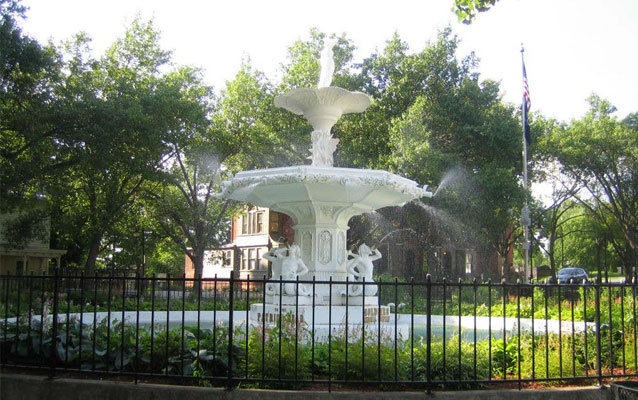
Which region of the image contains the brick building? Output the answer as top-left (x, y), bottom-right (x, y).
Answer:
top-left (184, 207), bottom-right (294, 285)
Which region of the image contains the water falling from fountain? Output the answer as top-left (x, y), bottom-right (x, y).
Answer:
top-left (377, 228), bottom-right (420, 244)
top-left (432, 166), bottom-right (474, 198)
top-left (413, 201), bottom-right (472, 243)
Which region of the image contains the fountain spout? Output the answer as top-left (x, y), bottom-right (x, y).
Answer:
top-left (422, 185), bottom-right (434, 198)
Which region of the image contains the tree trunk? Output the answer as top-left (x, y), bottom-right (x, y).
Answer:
top-left (622, 242), bottom-right (634, 281)
top-left (188, 248), bottom-right (205, 293)
top-left (84, 233), bottom-right (102, 274)
top-left (548, 239), bottom-right (556, 278)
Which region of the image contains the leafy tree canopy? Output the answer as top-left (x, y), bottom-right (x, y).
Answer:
top-left (540, 95), bottom-right (638, 277)
top-left (453, 0), bottom-right (500, 24)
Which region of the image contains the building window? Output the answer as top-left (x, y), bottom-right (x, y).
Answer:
top-left (465, 252), bottom-right (473, 275)
top-left (248, 249), bottom-right (256, 270)
top-left (241, 249), bottom-right (248, 270)
top-left (270, 212), bottom-right (279, 233)
top-left (223, 250), bottom-right (232, 267)
top-left (239, 210), bottom-right (266, 235)
top-left (241, 215), bottom-right (248, 234)
top-left (256, 212), bottom-right (263, 233)
top-left (16, 260), bottom-right (24, 275)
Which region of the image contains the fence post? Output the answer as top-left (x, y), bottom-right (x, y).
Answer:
top-left (49, 268), bottom-right (60, 379)
top-left (595, 277), bottom-right (602, 386)
top-left (227, 270), bottom-right (234, 389)
top-left (426, 274), bottom-right (432, 394)
top-left (134, 272), bottom-right (141, 384)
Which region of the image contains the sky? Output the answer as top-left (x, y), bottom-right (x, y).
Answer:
top-left (19, 0), bottom-right (638, 123)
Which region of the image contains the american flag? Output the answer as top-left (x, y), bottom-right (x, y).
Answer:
top-left (522, 57), bottom-right (531, 144)
top-left (522, 62), bottom-right (531, 112)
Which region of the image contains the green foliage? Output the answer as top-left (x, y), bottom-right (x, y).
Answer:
top-left (245, 312), bottom-right (311, 384)
top-left (491, 338), bottom-right (518, 375)
top-left (6, 4), bottom-right (637, 305)
top-left (453, 0), bottom-right (500, 24)
top-left (2, 10), bottom-right (530, 276)
top-left (0, 0), bottom-right (67, 210)
top-left (280, 29), bottom-right (355, 91)
top-left (552, 202), bottom-right (622, 273)
top-left (0, 207), bottom-right (48, 248)
top-left (541, 96), bottom-right (638, 277)
top-left (1, 303), bottom-right (636, 388)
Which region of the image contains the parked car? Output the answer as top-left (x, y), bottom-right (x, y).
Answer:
top-left (551, 267), bottom-right (589, 284)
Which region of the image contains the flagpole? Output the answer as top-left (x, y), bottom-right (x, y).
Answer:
top-left (521, 44), bottom-right (531, 282)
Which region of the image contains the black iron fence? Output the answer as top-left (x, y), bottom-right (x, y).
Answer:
top-left (1, 271), bottom-right (637, 391)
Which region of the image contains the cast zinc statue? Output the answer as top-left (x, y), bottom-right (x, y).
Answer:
top-left (343, 243), bottom-right (382, 296)
top-left (318, 38), bottom-right (339, 88)
top-left (264, 244), bottom-right (311, 296)
top-left (264, 246), bottom-right (287, 295)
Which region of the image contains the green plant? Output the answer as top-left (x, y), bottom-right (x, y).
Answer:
top-left (245, 312), bottom-right (311, 386)
top-left (491, 338), bottom-right (519, 376)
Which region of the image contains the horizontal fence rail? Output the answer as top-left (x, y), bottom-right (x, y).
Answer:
top-left (1, 271), bottom-right (637, 391)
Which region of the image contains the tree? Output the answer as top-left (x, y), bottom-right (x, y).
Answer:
top-left (273, 29), bottom-right (525, 277)
top-left (545, 96), bottom-right (638, 278)
top-left (148, 61), bottom-right (281, 282)
top-left (377, 31), bottom-right (523, 275)
top-left (0, 0), bottom-right (89, 250)
top-left (49, 19), bottom-right (209, 272)
top-left (453, 0), bottom-right (500, 24)
top-left (554, 202), bottom-right (622, 275)
top-left (0, 0), bottom-right (69, 206)
top-left (213, 61), bottom-right (303, 170)
top-left (529, 156), bottom-right (582, 275)
top-left (148, 143), bottom-right (235, 283)
top-left (537, 192), bottom-right (580, 275)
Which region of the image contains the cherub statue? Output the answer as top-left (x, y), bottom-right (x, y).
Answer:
top-left (318, 38), bottom-right (339, 88)
top-left (264, 244), bottom-right (311, 296)
top-left (264, 246), bottom-right (288, 295)
top-left (281, 244), bottom-right (311, 295)
top-left (342, 243), bottom-right (382, 296)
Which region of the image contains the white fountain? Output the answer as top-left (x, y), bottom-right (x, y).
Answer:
top-left (220, 41), bottom-right (432, 336)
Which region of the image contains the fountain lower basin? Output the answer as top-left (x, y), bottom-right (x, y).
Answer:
top-left (220, 166), bottom-right (430, 215)
top-left (20, 311), bottom-right (594, 344)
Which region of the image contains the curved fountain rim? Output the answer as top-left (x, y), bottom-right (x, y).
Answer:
top-left (220, 165), bottom-right (432, 199)
top-left (273, 86), bottom-right (372, 115)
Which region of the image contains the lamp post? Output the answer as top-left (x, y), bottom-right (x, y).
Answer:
top-left (521, 205), bottom-right (531, 283)
top-left (141, 230), bottom-right (146, 278)
top-left (134, 229), bottom-right (148, 278)
top-left (529, 234), bottom-right (534, 282)
top-left (603, 237), bottom-right (608, 283)
top-left (560, 227), bottom-right (568, 268)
